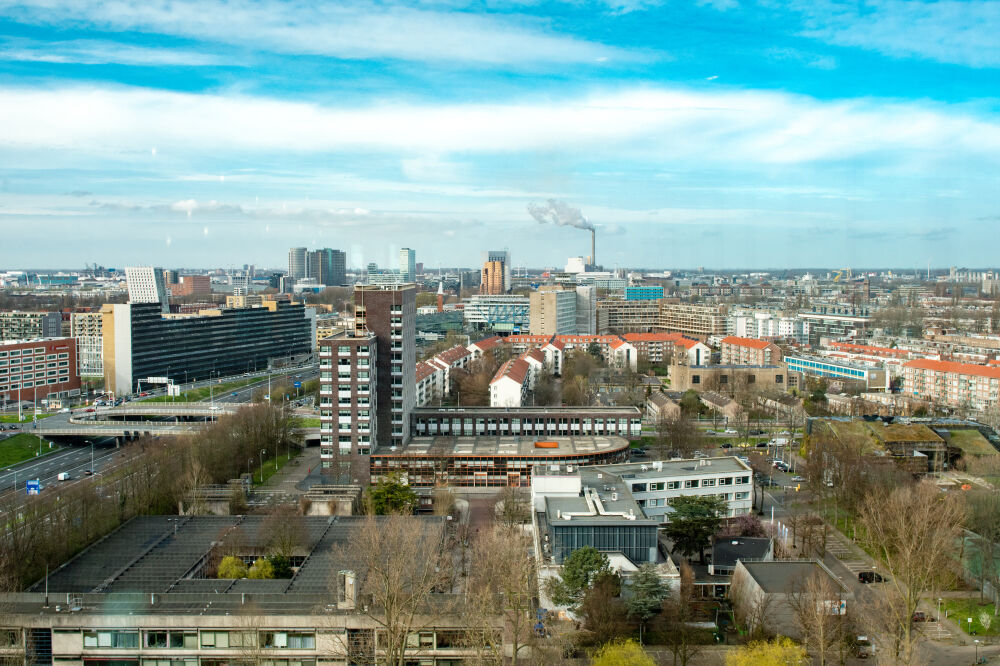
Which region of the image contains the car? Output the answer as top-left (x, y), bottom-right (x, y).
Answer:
top-left (791, 475), bottom-right (805, 482)
top-left (84, 408), bottom-right (95, 413)
top-left (852, 636), bottom-right (873, 659)
top-left (724, 428), bottom-right (738, 435)
top-left (756, 442), bottom-right (768, 448)
top-left (84, 469), bottom-right (94, 476)
top-left (773, 461), bottom-right (789, 471)
top-left (721, 443), bottom-right (732, 449)
top-left (858, 571), bottom-right (884, 584)
top-left (912, 611), bottom-right (932, 622)
top-left (750, 429), bottom-right (766, 436)
top-left (140, 392), bottom-right (149, 397)
top-left (57, 472), bottom-right (71, 481)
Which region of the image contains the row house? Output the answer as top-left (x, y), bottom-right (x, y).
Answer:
top-left (720, 336), bottom-right (783, 366)
top-left (902, 358), bottom-right (1000, 410)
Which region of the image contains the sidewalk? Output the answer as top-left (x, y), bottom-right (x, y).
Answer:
top-left (260, 445), bottom-right (322, 495)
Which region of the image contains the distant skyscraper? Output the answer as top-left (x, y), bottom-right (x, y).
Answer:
top-left (308, 248), bottom-right (333, 286)
top-left (330, 249), bottom-right (346, 286)
top-left (288, 247), bottom-right (307, 279)
top-left (124, 266), bottom-right (169, 313)
top-left (482, 250), bottom-right (511, 293)
top-left (399, 248), bottom-right (416, 282)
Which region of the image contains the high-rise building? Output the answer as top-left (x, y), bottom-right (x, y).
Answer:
top-left (481, 250), bottom-right (510, 293)
top-left (0, 311), bottom-right (62, 341)
top-left (353, 284), bottom-right (415, 449)
top-left (575, 285), bottom-right (597, 335)
top-left (162, 269), bottom-right (179, 286)
top-left (288, 247), bottom-right (308, 279)
top-left (0, 337), bottom-right (80, 405)
top-left (399, 248), bottom-right (416, 283)
top-left (124, 266), bottom-right (168, 313)
top-left (102, 300), bottom-right (314, 395)
top-left (330, 249), bottom-right (346, 286)
top-left (318, 331), bottom-right (377, 461)
top-left (529, 286), bottom-right (577, 335)
top-left (70, 311), bottom-right (104, 377)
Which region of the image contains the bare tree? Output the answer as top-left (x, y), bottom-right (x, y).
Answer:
top-left (857, 481), bottom-right (964, 664)
top-left (787, 571), bottom-right (848, 666)
top-left (965, 490), bottom-right (1000, 605)
top-left (657, 562), bottom-right (705, 666)
top-left (262, 503), bottom-right (307, 559)
top-left (655, 415), bottom-right (704, 459)
top-left (0, 550), bottom-right (23, 666)
top-left (332, 513), bottom-right (456, 666)
top-left (495, 486), bottom-right (530, 528)
top-left (468, 525), bottom-right (537, 665)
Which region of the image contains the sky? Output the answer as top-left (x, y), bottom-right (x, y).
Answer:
top-left (0, 0), bottom-right (998, 271)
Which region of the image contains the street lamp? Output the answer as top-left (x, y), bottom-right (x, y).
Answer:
top-left (975, 638), bottom-right (980, 663)
top-left (260, 449), bottom-right (266, 483)
top-left (937, 597), bottom-right (942, 622)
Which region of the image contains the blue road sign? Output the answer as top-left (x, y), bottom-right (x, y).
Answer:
top-left (294, 381), bottom-right (302, 388)
top-left (26, 479), bottom-right (40, 495)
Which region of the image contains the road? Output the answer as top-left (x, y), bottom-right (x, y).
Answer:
top-left (0, 436), bottom-right (119, 494)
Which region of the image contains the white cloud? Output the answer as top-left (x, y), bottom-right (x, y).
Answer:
top-left (0, 84), bottom-right (997, 168)
top-left (0, 0), bottom-right (638, 66)
top-left (795, 0), bottom-right (1000, 68)
top-left (0, 38), bottom-right (227, 66)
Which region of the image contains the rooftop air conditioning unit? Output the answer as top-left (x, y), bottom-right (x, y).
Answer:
top-left (612, 492), bottom-right (618, 501)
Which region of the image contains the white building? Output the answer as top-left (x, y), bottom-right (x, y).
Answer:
top-left (575, 285), bottom-right (597, 335)
top-left (70, 311), bottom-right (103, 376)
top-left (489, 358), bottom-right (530, 407)
top-left (124, 266), bottom-right (168, 313)
top-left (731, 310), bottom-right (809, 345)
top-left (399, 248), bottom-right (416, 282)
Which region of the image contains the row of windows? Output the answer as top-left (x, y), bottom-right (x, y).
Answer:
top-left (83, 630), bottom-right (316, 650)
top-left (0, 347), bottom-right (52, 357)
top-left (640, 491), bottom-right (750, 507)
top-left (631, 476), bottom-right (749, 492)
top-left (0, 376), bottom-right (67, 390)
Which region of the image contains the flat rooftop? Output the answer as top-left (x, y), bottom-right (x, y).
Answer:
top-left (24, 514), bottom-right (444, 611)
top-left (544, 476), bottom-right (655, 526)
top-left (741, 560), bottom-right (847, 594)
top-left (588, 456), bottom-right (751, 480)
top-left (376, 435), bottom-right (630, 457)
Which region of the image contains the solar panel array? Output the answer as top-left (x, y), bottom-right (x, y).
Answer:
top-left (285, 517), bottom-right (362, 594)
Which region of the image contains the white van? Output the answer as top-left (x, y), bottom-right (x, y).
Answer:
top-left (57, 472), bottom-right (71, 481)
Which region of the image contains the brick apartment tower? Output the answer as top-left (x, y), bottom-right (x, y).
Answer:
top-left (353, 284), bottom-right (416, 449)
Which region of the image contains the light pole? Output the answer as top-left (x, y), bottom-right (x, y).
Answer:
top-left (260, 449), bottom-right (266, 483)
top-left (975, 638), bottom-right (980, 663)
top-left (247, 458), bottom-right (253, 484)
top-left (938, 597), bottom-right (942, 622)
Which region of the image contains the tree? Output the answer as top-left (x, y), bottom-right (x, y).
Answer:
top-left (725, 637), bottom-right (807, 666)
top-left (367, 472), bottom-right (418, 514)
top-left (248, 558), bottom-right (275, 579)
top-left (719, 513), bottom-right (766, 538)
top-left (590, 638), bottom-right (655, 666)
top-left (546, 546), bottom-right (613, 607)
top-left (787, 571), bottom-right (847, 666)
top-left (218, 556), bottom-right (248, 579)
top-left (468, 525), bottom-right (537, 665)
top-left (263, 503), bottom-right (307, 559)
top-left (857, 481), bottom-right (964, 664)
top-left (654, 562), bottom-right (705, 666)
top-left (965, 490), bottom-right (1000, 604)
top-left (333, 513), bottom-right (454, 666)
top-left (626, 563), bottom-right (667, 643)
top-left (662, 495), bottom-right (727, 563)
top-left (679, 390), bottom-right (701, 415)
top-left (578, 572), bottom-right (631, 645)
top-left (655, 415), bottom-right (703, 459)
top-left (494, 486), bottom-right (530, 527)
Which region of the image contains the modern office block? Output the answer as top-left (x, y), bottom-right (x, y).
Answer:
top-left (124, 266), bottom-right (169, 313)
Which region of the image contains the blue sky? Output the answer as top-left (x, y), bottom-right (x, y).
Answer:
top-left (0, 0), bottom-right (998, 270)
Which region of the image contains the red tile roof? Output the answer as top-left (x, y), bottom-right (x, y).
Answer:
top-left (830, 341), bottom-right (910, 358)
top-left (675, 337), bottom-right (704, 349)
top-left (505, 335), bottom-right (553, 345)
top-left (435, 344), bottom-right (471, 364)
top-left (721, 336), bottom-right (774, 350)
top-left (491, 358), bottom-right (530, 385)
top-left (904, 358), bottom-right (1000, 379)
top-left (415, 361), bottom-right (438, 382)
top-left (470, 336), bottom-right (502, 351)
top-left (545, 339), bottom-right (565, 350)
top-left (523, 348), bottom-right (546, 363)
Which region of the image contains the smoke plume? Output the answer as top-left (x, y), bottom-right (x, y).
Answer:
top-left (527, 199), bottom-right (594, 230)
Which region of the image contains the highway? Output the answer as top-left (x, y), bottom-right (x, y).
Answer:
top-left (0, 436), bottom-right (119, 494)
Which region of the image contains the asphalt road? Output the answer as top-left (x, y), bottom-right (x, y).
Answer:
top-left (0, 436), bottom-right (119, 495)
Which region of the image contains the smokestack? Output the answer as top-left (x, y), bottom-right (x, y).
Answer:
top-left (437, 281), bottom-right (444, 313)
top-left (591, 228), bottom-right (596, 268)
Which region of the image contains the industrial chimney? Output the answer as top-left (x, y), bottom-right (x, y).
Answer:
top-left (590, 228), bottom-right (596, 268)
top-left (436, 281), bottom-right (444, 313)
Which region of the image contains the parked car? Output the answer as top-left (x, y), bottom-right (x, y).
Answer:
top-left (84, 408), bottom-right (95, 413)
top-left (773, 461), bottom-right (789, 471)
top-left (852, 636), bottom-right (873, 658)
top-left (912, 611), bottom-right (933, 622)
top-left (791, 475), bottom-right (805, 482)
top-left (721, 443), bottom-right (733, 449)
top-left (724, 428), bottom-right (738, 435)
top-left (858, 571), bottom-right (885, 584)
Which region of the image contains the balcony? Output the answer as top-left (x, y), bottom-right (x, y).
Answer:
top-left (319, 350), bottom-right (333, 358)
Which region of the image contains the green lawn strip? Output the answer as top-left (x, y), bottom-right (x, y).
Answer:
top-left (253, 449), bottom-right (302, 486)
top-left (1, 413), bottom-right (52, 423)
top-left (295, 418), bottom-right (321, 428)
top-left (0, 433), bottom-right (61, 468)
top-left (143, 377), bottom-right (261, 403)
top-left (942, 598), bottom-right (1000, 634)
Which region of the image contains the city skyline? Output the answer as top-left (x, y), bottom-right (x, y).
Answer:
top-left (0, 1), bottom-right (997, 268)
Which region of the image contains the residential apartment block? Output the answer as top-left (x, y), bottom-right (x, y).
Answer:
top-left (902, 359), bottom-right (1000, 410)
top-left (529, 286), bottom-right (577, 335)
top-left (70, 310), bottom-right (104, 376)
top-left (0, 310), bottom-right (62, 341)
top-left (319, 331), bottom-right (377, 462)
top-left (720, 336), bottom-right (783, 366)
top-left (785, 354), bottom-right (888, 391)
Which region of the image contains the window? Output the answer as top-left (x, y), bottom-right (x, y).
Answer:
top-left (719, 477), bottom-right (733, 486)
top-left (631, 483), bottom-right (647, 492)
top-left (775, 374), bottom-right (783, 383)
top-left (649, 482), bottom-right (665, 491)
top-left (684, 479), bottom-right (700, 488)
top-left (703, 478), bottom-right (715, 487)
top-left (692, 375), bottom-right (700, 384)
top-left (667, 481), bottom-right (680, 490)
top-left (737, 476), bottom-right (750, 485)
top-left (144, 630), bottom-right (197, 649)
top-left (83, 630), bottom-right (139, 649)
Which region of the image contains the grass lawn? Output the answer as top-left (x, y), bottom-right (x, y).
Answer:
top-left (942, 598), bottom-right (1000, 635)
top-left (144, 377), bottom-right (260, 403)
top-left (254, 449), bottom-right (302, 486)
top-left (0, 433), bottom-right (60, 468)
top-left (0, 413), bottom-right (52, 423)
top-left (295, 417), bottom-right (321, 428)
top-left (948, 429), bottom-right (998, 457)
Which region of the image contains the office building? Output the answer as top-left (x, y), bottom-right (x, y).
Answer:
top-left (720, 336), bottom-right (783, 366)
top-left (463, 294), bottom-right (529, 333)
top-left (0, 337), bottom-right (80, 405)
top-left (2, 515), bottom-right (498, 666)
top-left (798, 307), bottom-right (871, 345)
top-left (102, 300), bottom-right (314, 395)
top-left (481, 250), bottom-right (510, 294)
top-left (124, 266), bottom-right (169, 313)
top-left (625, 285), bottom-right (664, 300)
top-left (902, 359), bottom-right (1000, 410)
top-left (319, 331), bottom-right (377, 462)
top-left (0, 310), bottom-right (62, 341)
top-left (785, 354), bottom-right (888, 391)
top-left (307, 248), bottom-right (346, 287)
top-left (657, 303), bottom-right (728, 338)
top-left (399, 247), bottom-right (416, 282)
top-left (575, 285), bottom-right (597, 335)
top-left (162, 269), bottom-right (179, 285)
top-left (353, 284), bottom-right (416, 448)
top-left (288, 246), bottom-right (308, 279)
top-left (70, 310), bottom-right (104, 376)
top-left (529, 286), bottom-right (577, 335)
top-left (169, 274), bottom-right (212, 299)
